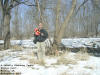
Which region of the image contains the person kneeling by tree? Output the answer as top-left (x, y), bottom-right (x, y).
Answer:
top-left (33, 23), bottom-right (48, 61)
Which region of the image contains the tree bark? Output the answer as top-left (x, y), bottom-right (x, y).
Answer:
top-left (52, 0), bottom-right (77, 54)
top-left (4, 13), bottom-right (11, 49)
top-left (0, 1), bottom-right (4, 39)
top-left (52, 0), bottom-right (61, 54)
top-left (0, 0), bottom-right (11, 49)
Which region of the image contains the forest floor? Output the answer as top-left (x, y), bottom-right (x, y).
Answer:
top-left (0, 38), bottom-right (100, 75)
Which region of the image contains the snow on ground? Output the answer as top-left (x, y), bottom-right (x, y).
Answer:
top-left (62, 38), bottom-right (100, 48)
top-left (0, 38), bottom-right (100, 75)
top-left (0, 49), bottom-right (100, 75)
top-left (1, 38), bottom-right (100, 48)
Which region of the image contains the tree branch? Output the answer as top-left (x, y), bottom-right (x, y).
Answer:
top-left (15, 0), bottom-right (37, 6)
top-left (8, 0), bottom-right (37, 10)
top-left (75, 0), bottom-right (89, 15)
top-left (57, 0), bottom-right (77, 43)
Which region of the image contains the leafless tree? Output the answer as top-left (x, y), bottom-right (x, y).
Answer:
top-left (0, 0), bottom-right (36, 49)
top-left (52, 0), bottom-right (77, 54)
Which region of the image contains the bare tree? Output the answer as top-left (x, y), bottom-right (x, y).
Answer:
top-left (0, 0), bottom-right (36, 49)
top-left (0, 0), bottom-right (11, 49)
top-left (0, 2), bottom-right (3, 39)
top-left (52, 0), bottom-right (77, 54)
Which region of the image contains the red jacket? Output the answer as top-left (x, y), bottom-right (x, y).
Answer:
top-left (34, 28), bottom-right (40, 36)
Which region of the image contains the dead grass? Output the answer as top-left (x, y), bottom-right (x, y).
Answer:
top-left (54, 51), bottom-right (77, 65)
top-left (27, 51), bottom-right (34, 57)
top-left (59, 71), bottom-right (91, 75)
top-left (11, 45), bottom-right (23, 51)
top-left (0, 52), bottom-right (10, 58)
top-left (6, 53), bottom-right (11, 56)
top-left (74, 51), bottom-right (89, 61)
top-left (59, 72), bottom-right (70, 75)
top-left (66, 48), bottom-right (72, 52)
top-left (29, 58), bottom-right (45, 66)
top-left (0, 54), bottom-right (4, 58)
top-left (61, 51), bottom-right (69, 57)
top-left (56, 57), bottom-right (77, 65)
top-left (80, 47), bottom-right (88, 53)
top-left (20, 55), bottom-right (28, 60)
top-left (0, 52), bottom-right (11, 59)
top-left (29, 58), bottom-right (37, 64)
top-left (68, 65), bottom-right (73, 69)
top-left (16, 54), bottom-right (22, 57)
top-left (84, 65), bottom-right (94, 69)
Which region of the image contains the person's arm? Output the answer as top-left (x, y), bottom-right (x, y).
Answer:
top-left (33, 32), bottom-right (37, 44)
top-left (40, 29), bottom-right (48, 38)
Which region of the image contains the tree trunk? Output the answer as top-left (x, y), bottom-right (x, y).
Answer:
top-left (0, 2), bottom-right (2, 39)
top-left (0, 18), bottom-right (3, 39)
top-left (53, 0), bottom-right (61, 55)
top-left (0, 2), bottom-right (3, 39)
top-left (52, 0), bottom-right (77, 54)
top-left (4, 13), bottom-right (11, 49)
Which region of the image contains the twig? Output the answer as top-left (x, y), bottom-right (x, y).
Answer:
top-left (75, 0), bottom-right (89, 15)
